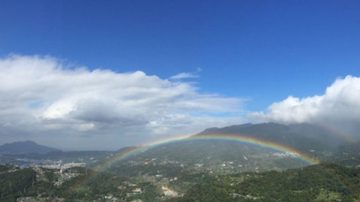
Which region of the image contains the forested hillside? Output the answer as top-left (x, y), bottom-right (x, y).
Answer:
top-left (1, 164), bottom-right (360, 202)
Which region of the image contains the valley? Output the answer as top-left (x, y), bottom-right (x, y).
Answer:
top-left (1, 123), bottom-right (360, 201)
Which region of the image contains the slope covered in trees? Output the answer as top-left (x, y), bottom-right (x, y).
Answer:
top-left (1, 163), bottom-right (360, 201)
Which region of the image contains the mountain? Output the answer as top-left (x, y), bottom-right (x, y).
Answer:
top-left (103, 123), bottom-right (347, 175)
top-left (0, 141), bottom-right (60, 154)
top-left (198, 122), bottom-right (346, 155)
top-left (332, 141), bottom-right (360, 166)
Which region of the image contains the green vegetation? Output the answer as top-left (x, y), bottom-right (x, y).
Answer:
top-left (172, 164), bottom-right (360, 202)
top-left (1, 163), bottom-right (360, 201)
top-left (0, 166), bottom-right (36, 201)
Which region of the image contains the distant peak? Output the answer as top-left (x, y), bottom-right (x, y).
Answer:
top-left (0, 140), bottom-right (60, 154)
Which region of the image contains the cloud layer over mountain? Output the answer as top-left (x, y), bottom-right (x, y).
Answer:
top-left (1, 55), bottom-right (359, 149)
top-left (251, 75), bottom-right (360, 137)
top-left (0, 55), bottom-right (241, 149)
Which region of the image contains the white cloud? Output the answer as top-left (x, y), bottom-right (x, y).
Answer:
top-left (0, 55), bottom-right (242, 149)
top-left (251, 75), bottom-right (360, 137)
top-left (170, 72), bottom-right (198, 80)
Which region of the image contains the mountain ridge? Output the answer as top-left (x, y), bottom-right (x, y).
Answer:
top-left (0, 140), bottom-right (60, 154)
top-left (196, 122), bottom-right (346, 154)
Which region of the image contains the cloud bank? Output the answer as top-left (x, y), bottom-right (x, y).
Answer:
top-left (251, 75), bottom-right (360, 137)
top-left (0, 55), bottom-right (242, 149)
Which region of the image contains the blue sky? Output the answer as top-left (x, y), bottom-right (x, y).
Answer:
top-left (0, 0), bottom-right (360, 149)
top-left (1, 0), bottom-right (359, 111)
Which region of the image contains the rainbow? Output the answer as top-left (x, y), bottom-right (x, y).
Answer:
top-left (94, 134), bottom-right (319, 171)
